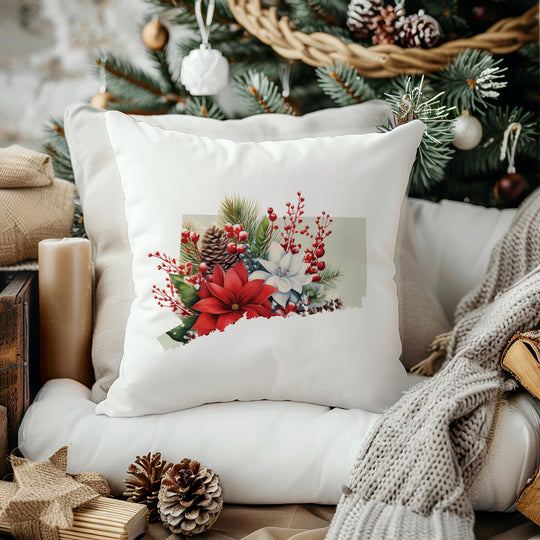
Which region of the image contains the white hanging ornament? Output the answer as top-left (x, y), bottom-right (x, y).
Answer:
top-left (180, 0), bottom-right (229, 96)
top-left (451, 110), bottom-right (483, 151)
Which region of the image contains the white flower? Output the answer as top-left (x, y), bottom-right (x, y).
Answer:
top-left (250, 242), bottom-right (312, 307)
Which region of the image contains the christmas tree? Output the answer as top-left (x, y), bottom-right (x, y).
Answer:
top-left (44, 0), bottom-right (539, 234)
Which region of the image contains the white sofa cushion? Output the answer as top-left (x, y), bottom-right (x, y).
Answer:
top-left (409, 199), bottom-right (517, 322)
top-left (19, 378), bottom-right (539, 511)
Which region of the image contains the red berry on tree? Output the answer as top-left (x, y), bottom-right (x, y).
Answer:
top-left (199, 262), bottom-right (208, 273)
top-left (317, 261), bottom-right (326, 270)
top-left (311, 274), bottom-right (321, 282)
top-left (309, 267), bottom-right (318, 274)
top-left (239, 231), bottom-right (249, 242)
top-left (224, 224), bottom-right (233, 232)
top-left (304, 253), bottom-right (313, 262)
top-left (227, 231), bottom-right (234, 239)
top-left (237, 244), bottom-right (246, 254)
top-left (233, 224), bottom-right (242, 234)
top-left (269, 213), bottom-right (277, 222)
top-left (315, 248), bottom-right (325, 257)
top-left (291, 246), bottom-right (300, 254)
top-left (267, 207), bottom-right (274, 214)
top-left (191, 232), bottom-right (200, 243)
top-left (227, 243), bottom-right (237, 254)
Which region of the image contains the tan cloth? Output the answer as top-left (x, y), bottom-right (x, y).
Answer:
top-left (395, 200), bottom-right (451, 369)
top-left (0, 145), bottom-right (75, 266)
top-left (146, 504), bottom-right (333, 540)
top-left (0, 145), bottom-right (53, 188)
top-left (144, 505), bottom-right (539, 540)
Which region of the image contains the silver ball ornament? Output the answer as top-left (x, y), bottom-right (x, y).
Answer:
top-left (180, 46), bottom-right (229, 96)
top-left (451, 113), bottom-right (483, 151)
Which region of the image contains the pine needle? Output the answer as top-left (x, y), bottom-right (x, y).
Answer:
top-left (232, 70), bottom-right (296, 115)
top-left (430, 50), bottom-right (507, 112)
top-left (318, 266), bottom-right (343, 289)
top-left (218, 196), bottom-right (262, 243)
top-left (316, 64), bottom-right (375, 106)
top-left (185, 96), bottom-right (227, 119)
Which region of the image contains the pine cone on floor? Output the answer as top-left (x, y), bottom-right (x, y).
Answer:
top-left (158, 458), bottom-right (223, 537)
top-left (124, 452), bottom-right (172, 523)
top-left (346, 0), bottom-right (382, 39)
top-left (369, 4), bottom-right (399, 44)
top-left (396, 11), bottom-right (440, 48)
top-left (200, 225), bottom-right (239, 273)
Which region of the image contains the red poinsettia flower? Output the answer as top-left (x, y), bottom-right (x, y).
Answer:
top-left (192, 262), bottom-right (276, 336)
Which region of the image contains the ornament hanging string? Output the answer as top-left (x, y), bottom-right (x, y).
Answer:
top-left (195, 0), bottom-right (216, 48)
top-left (499, 122), bottom-right (522, 174)
top-left (279, 62), bottom-right (292, 98)
top-left (99, 57), bottom-right (107, 93)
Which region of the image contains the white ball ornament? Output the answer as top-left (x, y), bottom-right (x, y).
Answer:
top-left (452, 111), bottom-right (483, 151)
top-left (180, 45), bottom-right (229, 96)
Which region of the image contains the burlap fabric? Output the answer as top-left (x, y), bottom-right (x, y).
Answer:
top-left (0, 447), bottom-right (110, 540)
top-left (0, 145), bottom-right (75, 266)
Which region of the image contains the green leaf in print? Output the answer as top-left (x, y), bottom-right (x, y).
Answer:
top-left (167, 316), bottom-right (199, 343)
top-left (170, 274), bottom-right (200, 308)
top-left (252, 215), bottom-right (272, 258)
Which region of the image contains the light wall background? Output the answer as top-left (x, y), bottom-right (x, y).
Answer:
top-left (0, 0), bottom-right (147, 149)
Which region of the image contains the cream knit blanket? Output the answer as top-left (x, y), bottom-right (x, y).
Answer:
top-left (327, 189), bottom-right (540, 540)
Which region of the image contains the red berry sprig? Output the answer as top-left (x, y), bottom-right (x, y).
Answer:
top-left (279, 192), bottom-right (310, 254)
top-left (148, 251), bottom-right (194, 316)
top-left (223, 223), bottom-right (249, 255)
top-left (180, 229), bottom-right (202, 262)
top-left (303, 212), bottom-right (333, 283)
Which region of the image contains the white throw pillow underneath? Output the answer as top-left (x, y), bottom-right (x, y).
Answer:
top-left (96, 112), bottom-right (424, 417)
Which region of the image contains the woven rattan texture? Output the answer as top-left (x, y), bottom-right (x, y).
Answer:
top-left (227, 3), bottom-right (539, 77)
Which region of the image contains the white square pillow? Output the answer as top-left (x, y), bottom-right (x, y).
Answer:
top-left (64, 101), bottom-right (396, 403)
top-left (95, 112), bottom-right (425, 417)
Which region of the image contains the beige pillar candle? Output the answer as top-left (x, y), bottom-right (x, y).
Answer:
top-left (38, 238), bottom-right (93, 387)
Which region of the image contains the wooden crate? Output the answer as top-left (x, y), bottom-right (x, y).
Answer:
top-left (0, 272), bottom-right (37, 453)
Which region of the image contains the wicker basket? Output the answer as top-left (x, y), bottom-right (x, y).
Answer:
top-left (227, 1), bottom-right (539, 77)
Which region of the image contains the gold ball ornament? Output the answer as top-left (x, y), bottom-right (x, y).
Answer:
top-left (90, 91), bottom-right (113, 109)
top-left (451, 111), bottom-right (483, 151)
top-left (142, 19), bottom-right (169, 51)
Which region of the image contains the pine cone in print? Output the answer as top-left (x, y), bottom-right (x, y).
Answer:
top-left (158, 458), bottom-right (223, 536)
top-left (369, 4), bottom-right (399, 45)
top-left (346, 0), bottom-right (382, 39)
top-left (123, 452), bottom-right (172, 523)
top-left (200, 225), bottom-right (239, 273)
top-left (310, 298), bottom-right (344, 314)
top-left (396, 11), bottom-right (440, 48)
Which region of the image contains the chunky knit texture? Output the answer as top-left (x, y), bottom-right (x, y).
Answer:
top-left (327, 189), bottom-right (540, 540)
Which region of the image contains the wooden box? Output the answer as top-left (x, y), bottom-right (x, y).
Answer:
top-left (0, 272), bottom-right (37, 453)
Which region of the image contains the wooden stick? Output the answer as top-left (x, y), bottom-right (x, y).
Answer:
top-left (0, 497), bottom-right (148, 540)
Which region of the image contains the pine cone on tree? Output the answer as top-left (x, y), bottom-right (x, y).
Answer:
top-left (396, 10), bottom-right (440, 49)
top-left (346, 0), bottom-right (382, 39)
top-left (200, 225), bottom-right (239, 273)
top-left (124, 452), bottom-right (172, 523)
top-left (158, 458), bottom-right (223, 537)
top-left (369, 5), bottom-right (399, 45)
